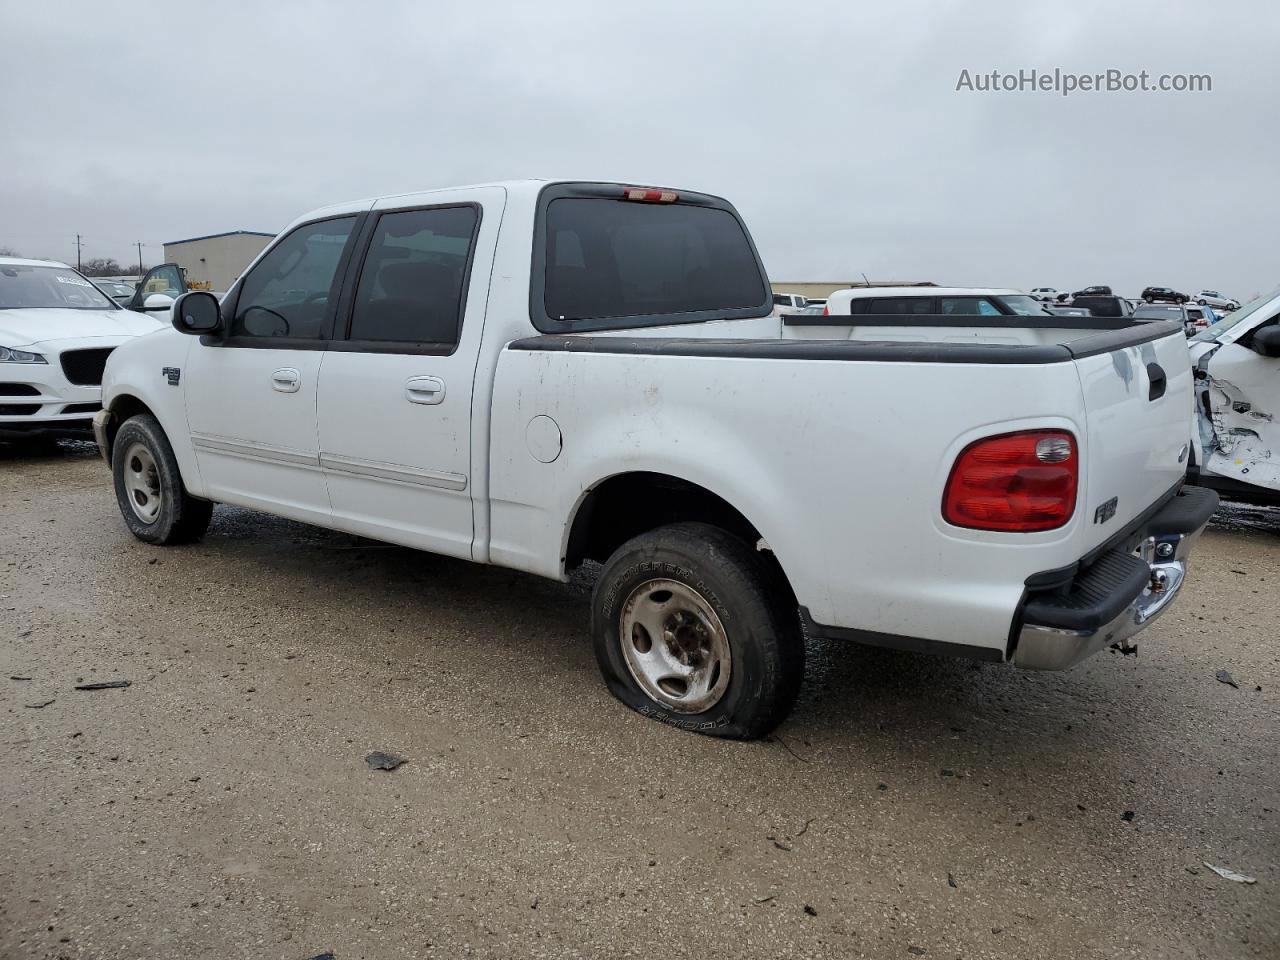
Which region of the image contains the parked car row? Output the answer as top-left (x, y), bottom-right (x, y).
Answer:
top-left (1031, 284), bottom-right (1240, 311)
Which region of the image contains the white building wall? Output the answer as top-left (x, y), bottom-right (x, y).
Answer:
top-left (163, 233), bottom-right (274, 291)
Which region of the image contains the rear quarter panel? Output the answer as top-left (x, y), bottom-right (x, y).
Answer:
top-left (489, 347), bottom-right (1102, 655)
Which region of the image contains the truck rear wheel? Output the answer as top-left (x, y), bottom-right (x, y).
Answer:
top-left (591, 522), bottom-right (803, 739)
top-left (111, 414), bottom-right (213, 545)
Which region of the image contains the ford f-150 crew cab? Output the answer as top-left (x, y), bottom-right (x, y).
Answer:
top-left (92, 179), bottom-right (1218, 739)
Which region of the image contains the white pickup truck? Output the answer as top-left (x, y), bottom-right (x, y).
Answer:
top-left (93, 179), bottom-right (1217, 739)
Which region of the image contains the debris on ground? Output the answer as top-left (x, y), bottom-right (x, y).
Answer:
top-left (772, 735), bottom-right (809, 763)
top-left (803, 904), bottom-right (817, 917)
top-left (10, 675), bottom-right (32, 681)
top-left (308, 954), bottom-right (336, 960)
top-left (74, 680), bottom-right (131, 691)
top-left (1122, 810), bottom-right (1136, 822)
top-left (796, 818), bottom-right (814, 837)
top-left (1203, 862), bottom-right (1257, 884)
top-left (1215, 670), bottom-right (1239, 689)
top-left (25, 699), bottom-right (56, 709)
top-left (753, 894), bottom-right (775, 904)
top-left (947, 872), bottom-right (958, 888)
top-left (908, 948), bottom-right (927, 956)
top-left (365, 751), bottom-right (407, 771)
top-left (771, 838), bottom-right (792, 852)
top-left (1110, 640), bottom-right (1138, 656)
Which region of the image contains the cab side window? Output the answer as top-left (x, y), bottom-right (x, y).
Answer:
top-left (232, 217), bottom-right (356, 339)
top-left (347, 206), bottom-right (479, 346)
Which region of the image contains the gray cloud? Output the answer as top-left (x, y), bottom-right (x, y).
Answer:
top-left (3, 0), bottom-right (1276, 299)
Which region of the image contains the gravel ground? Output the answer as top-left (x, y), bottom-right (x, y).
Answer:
top-left (2, 441), bottom-right (1277, 960)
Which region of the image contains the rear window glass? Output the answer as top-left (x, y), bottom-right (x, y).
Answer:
top-left (544, 198), bottom-right (765, 321)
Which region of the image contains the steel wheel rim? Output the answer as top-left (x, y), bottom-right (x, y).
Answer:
top-left (122, 442), bottom-right (163, 524)
top-left (618, 578), bottom-right (731, 713)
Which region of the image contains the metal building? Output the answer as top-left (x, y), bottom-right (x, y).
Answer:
top-left (162, 230), bottom-right (275, 292)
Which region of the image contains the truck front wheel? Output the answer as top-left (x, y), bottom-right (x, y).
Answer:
top-left (111, 414), bottom-right (213, 545)
top-left (591, 522), bottom-right (803, 739)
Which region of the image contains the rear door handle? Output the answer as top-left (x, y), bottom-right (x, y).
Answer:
top-left (405, 376), bottom-right (445, 405)
top-left (1147, 362), bottom-right (1167, 401)
top-left (271, 368), bottom-right (301, 393)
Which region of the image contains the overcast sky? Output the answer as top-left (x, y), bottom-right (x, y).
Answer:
top-left (2, 0), bottom-right (1275, 298)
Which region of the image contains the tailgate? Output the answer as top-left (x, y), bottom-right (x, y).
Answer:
top-left (1072, 330), bottom-right (1192, 549)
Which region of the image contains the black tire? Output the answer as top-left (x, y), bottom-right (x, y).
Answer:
top-left (591, 522), bottom-right (803, 739)
top-left (1144, 295), bottom-right (1153, 303)
top-left (1197, 298), bottom-right (1207, 306)
top-left (111, 414), bottom-right (213, 545)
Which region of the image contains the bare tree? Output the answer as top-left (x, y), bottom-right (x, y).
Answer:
top-left (79, 257), bottom-right (126, 277)
top-left (0, 246), bottom-right (19, 257)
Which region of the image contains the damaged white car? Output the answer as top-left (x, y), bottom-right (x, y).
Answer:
top-left (1189, 290), bottom-right (1280, 504)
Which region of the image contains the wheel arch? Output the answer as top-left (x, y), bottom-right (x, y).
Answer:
top-left (563, 470), bottom-right (798, 608)
top-left (100, 393), bottom-right (157, 462)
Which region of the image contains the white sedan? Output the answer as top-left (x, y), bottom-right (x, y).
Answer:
top-left (1, 257), bottom-right (166, 442)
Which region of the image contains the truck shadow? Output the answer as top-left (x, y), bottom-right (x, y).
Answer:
top-left (180, 503), bottom-right (1202, 773)
top-left (1208, 499), bottom-right (1280, 538)
top-left (0, 437), bottom-right (100, 462)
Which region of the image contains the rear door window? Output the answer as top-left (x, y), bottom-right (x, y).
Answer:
top-left (940, 297), bottom-right (1003, 316)
top-left (865, 297), bottom-right (935, 315)
top-left (543, 198), bottom-right (766, 323)
top-left (347, 206), bottom-right (478, 347)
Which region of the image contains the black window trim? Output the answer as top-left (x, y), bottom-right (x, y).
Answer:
top-left (327, 200), bottom-right (484, 358)
top-left (206, 212), bottom-right (365, 351)
top-left (528, 181), bottom-right (773, 334)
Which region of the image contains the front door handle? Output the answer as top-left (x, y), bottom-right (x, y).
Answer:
top-left (405, 376), bottom-right (445, 405)
top-left (271, 367), bottom-right (301, 394)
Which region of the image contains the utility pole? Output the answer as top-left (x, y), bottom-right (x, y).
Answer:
top-left (75, 234), bottom-right (83, 271)
top-left (136, 242), bottom-right (144, 274)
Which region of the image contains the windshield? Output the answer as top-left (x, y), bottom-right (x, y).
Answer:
top-left (95, 280), bottom-right (135, 298)
top-left (0, 263), bottom-right (117, 310)
top-left (1191, 289), bottom-right (1280, 342)
top-left (997, 294), bottom-right (1053, 316)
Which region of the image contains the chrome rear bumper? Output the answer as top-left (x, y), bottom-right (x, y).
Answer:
top-left (1014, 524), bottom-right (1204, 670)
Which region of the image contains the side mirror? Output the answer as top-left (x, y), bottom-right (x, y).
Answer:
top-left (142, 293), bottom-right (175, 312)
top-left (172, 291), bottom-right (223, 335)
top-left (1252, 325), bottom-right (1280, 358)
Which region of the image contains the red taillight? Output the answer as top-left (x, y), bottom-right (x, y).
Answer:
top-left (942, 430), bottom-right (1078, 532)
top-left (622, 186), bottom-right (678, 203)
top-left (822, 305), bottom-right (829, 316)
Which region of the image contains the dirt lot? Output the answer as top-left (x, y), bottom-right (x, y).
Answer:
top-left (1, 442), bottom-right (1277, 960)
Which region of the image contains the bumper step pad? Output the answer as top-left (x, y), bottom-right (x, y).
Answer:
top-left (1022, 550), bottom-right (1150, 632)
